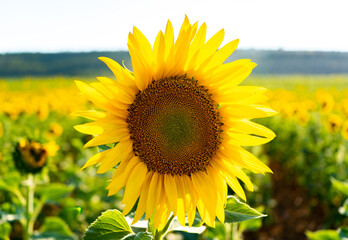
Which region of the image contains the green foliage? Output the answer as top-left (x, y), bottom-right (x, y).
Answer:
top-left (38, 183), bottom-right (74, 202)
top-left (83, 210), bottom-right (133, 240)
top-left (338, 228), bottom-right (348, 240)
top-left (331, 178), bottom-right (348, 196)
top-left (123, 232), bottom-right (153, 240)
top-left (203, 222), bottom-right (226, 240)
top-left (224, 196), bottom-right (266, 223)
top-left (31, 216), bottom-right (75, 239)
top-left (0, 222), bottom-right (12, 240)
top-left (306, 230), bottom-right (340, 240)
top-left (339, 199), bottom-right (348, 216)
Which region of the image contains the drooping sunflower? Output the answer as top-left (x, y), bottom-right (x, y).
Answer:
top-left (74, 16), bottom-right (276, 229)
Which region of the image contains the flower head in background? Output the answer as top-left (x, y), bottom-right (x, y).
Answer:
top-left (326, 113), bottom-right (342, 133)
top-left (75, 16), bottom-right (276, 229)
top-left (13, 139), bottom-right (48, 174)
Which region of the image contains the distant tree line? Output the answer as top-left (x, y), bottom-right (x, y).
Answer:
top-left (1, 50), bottom-right (348, 77)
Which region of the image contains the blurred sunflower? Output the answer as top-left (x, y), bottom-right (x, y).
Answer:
top-left (340, 99), bottom-right (348, 117)
top-left (326, 113), bottom-right (342, 133)
top-left (75, 16), bottom-right (276, 229)
top-left (13, 139), bottom-right (59, 174)
top-left (316, 90), bottom-right (334, 113)
top-left (341, 120), bottom-right (348, 140)
top-left (49, 122), bottom-right (63, 138)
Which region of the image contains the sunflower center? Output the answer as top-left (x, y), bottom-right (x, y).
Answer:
top-left (127, 75), bottom-right (221, 176)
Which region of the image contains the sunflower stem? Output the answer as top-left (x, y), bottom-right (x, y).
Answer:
top-left (24, 173), bottom-right (35, 240)
top-left (153, 214), bottom-right (175, 240)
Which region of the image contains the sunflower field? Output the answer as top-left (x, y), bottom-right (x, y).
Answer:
top-left (0, 74), bottom-right (347, 240)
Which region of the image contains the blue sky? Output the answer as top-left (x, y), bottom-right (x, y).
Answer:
top-left (1, 0), bottom-right (348, 53)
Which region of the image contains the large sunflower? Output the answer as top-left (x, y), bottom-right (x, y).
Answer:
top-left (74, 16), bottom-right (276, 229)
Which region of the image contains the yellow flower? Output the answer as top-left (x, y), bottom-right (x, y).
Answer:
top-left (74, 16), bottom-right (276, 229)
top-left (14, 139), bottom-right (49, 174)
top-left (316, 90), bottom-right (334, 113)
top-left (49, 122), bottom-right (63, 137)
top-left (340, 99), bottom-right (348, 117)
top-left (296, 108), bottom-right (310, 126)
top-left (326, 113), bottom-right (342, 133)
top-left (341, 120), bottom-right (348, 140)
top-left (43, 141), bottom-right (60, 157)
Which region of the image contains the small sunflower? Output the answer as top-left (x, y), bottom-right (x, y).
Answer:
top-left (326, 113), bottom-right (342, 133)
top-left (341, 120), bottom-right (348, 140)
top-left (13, 139), bottom-right (49, 174)
top-left (316, 90), bottom-right (334, 113)
top-left (75, 16), bottom-right (276, 229)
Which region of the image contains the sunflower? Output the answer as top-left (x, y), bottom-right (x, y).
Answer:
top-left (341, 120), bottom-right (348, 140)
top-left (14, 139), bottom-right (49, 174)
top-left (326, 113), bottom-right (342, 133)
top-left (74, 16), bottom-right (276, 229)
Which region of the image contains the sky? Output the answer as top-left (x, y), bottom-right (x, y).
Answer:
top-left (1, 0), bottom-right (348, 53)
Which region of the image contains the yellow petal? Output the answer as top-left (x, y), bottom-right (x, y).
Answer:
top-left (80, 149), bottom-right (111, 170)
top-left (224, 171), bottom-right (246, 201)
top-left (219, 143), bottom-right (272, 173)
top-left (185, 23), bottom-right (207, 71)
top-left (164, 20), bottom-right (174, 61)
top-left (221, 105), bottom-right (277, 119)
top-left (164, 174), bottom-right (178, 215)
top-left (153, 31), bottom-right (165, 81)
top-left (194, 28), bottom-right (225, 71)
top-left (98, 57), bottom-right (135, 87)
top-left (191, 172), bottom-right (217, 227)
top-left (122, 161), bottom-right (148, 215)
top-left (207, 166), bottom-right (225, 223)
top-left (145, 172), bottom-right (160, 219)
top-left (71, 110), bottom-right (106, 120)
top-left (132, 171), bottom-right (154, 224)
top-left (97, 139), bottom-right (133, 173)
top-left (106, 156), bottom-right (139, 196)
top-left (227, 131), bottom-right (274, 146)
top-left (208, 39), bottom-right (239, 70)
top-left (224, 119), bottom-right (276, 139)
top-left (83, 127), bottom-right (129, 148)
top-left (133, 26), bottom-right (153, 67)
top-left (174, 176), bottom-right (186, 226)
top-left (74, 123), bottom-right (104, 135)
top-left (182, 175), bottom-right (198, 227)
top-left (128, 37), bottom-right (152, 91)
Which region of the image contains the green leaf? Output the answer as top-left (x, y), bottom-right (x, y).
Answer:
top-left (331, 177), bottom-right (348, 196)
top-left (122, 232), bottom-right (153, 240)
top-left (40, 216), bottom-right (73, 236)
top-left (339, 228), bottom-right (348, 240)
top-left (32, 217), bottom-right (75, 240)
top-left (339, 199), bottom-right (348, 216)
top-left (0, 172), bottom-right (21, 191)
top-left (38, 183), bottom-right (74, 202)
top-left (0, 222), bottom-right (12, 240)
top-left (31, 233), bottom-right (75, 240)
top-left (238, 206), bottom-right (264, 232)
top-left (224, 196), bottom-right (266, 223)
top-left (306, 230), bottom-right (340, 240)
top-left (167, 217), bottom-right (206, 234)
top-left (83, 209), bottom-right (133, 240)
